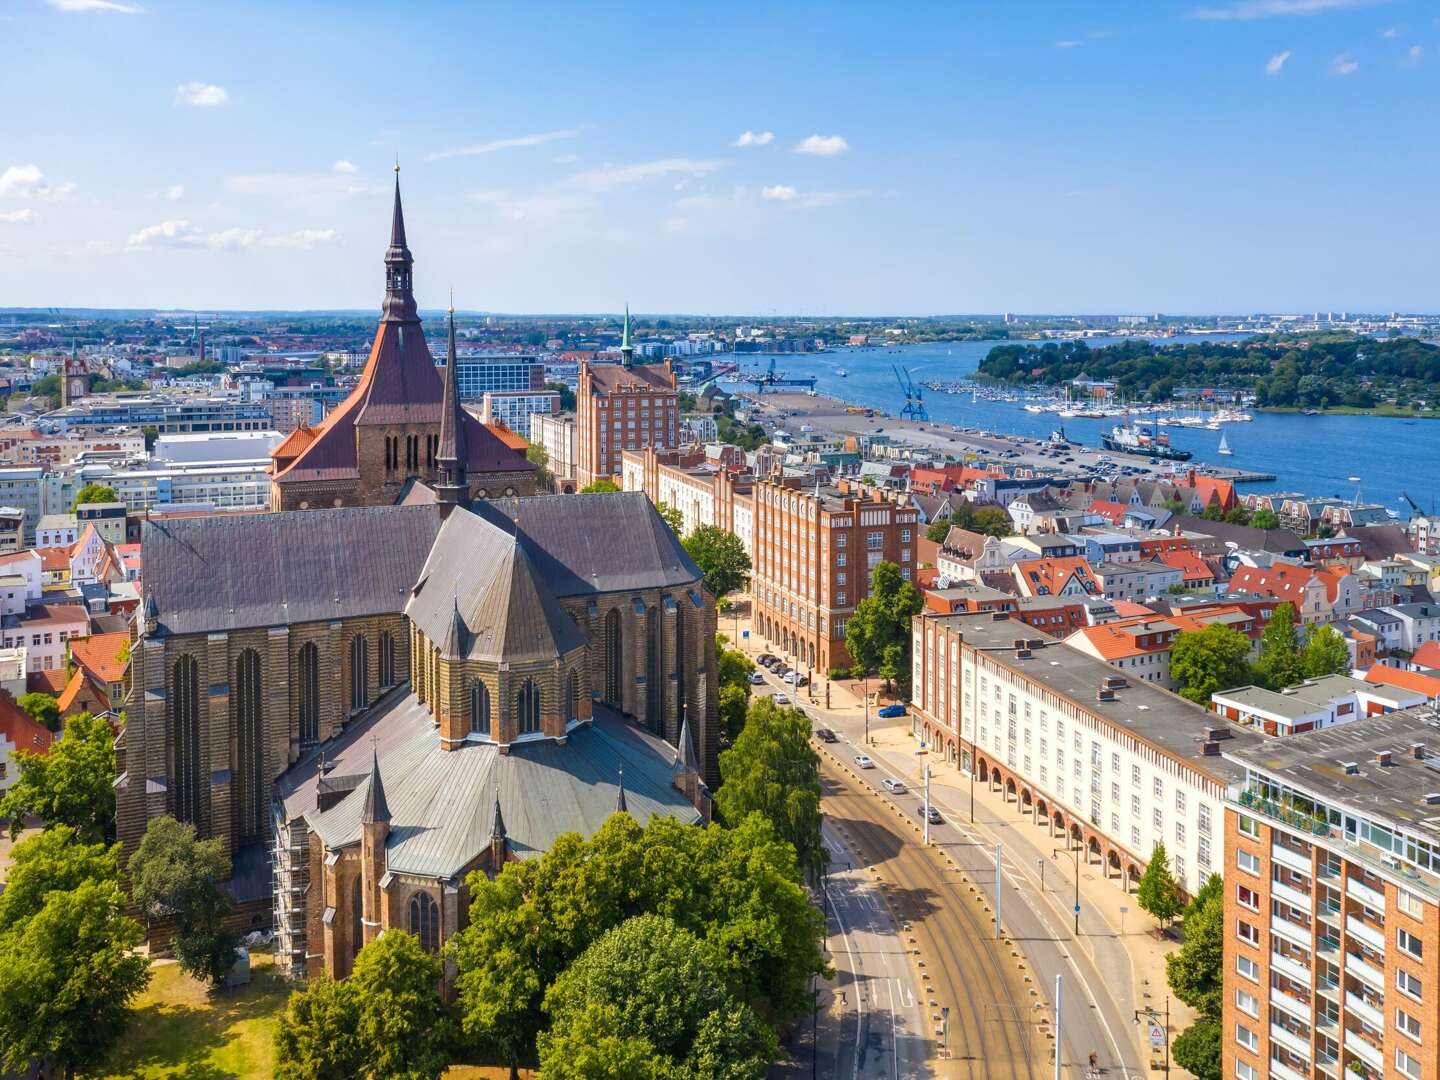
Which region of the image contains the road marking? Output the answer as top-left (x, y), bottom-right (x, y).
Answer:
top-left (826, 836), bottom-right (867, 1080)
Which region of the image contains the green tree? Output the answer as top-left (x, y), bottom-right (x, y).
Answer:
top-left (1222, 505), bottom-right (1251, 526)
top-left (451, 814), bottom-right (825, 1069)
top-left (72, 482), bottom-right (119, 509)
top-left (0, 711), bottom-right (115, 842)
top-left (1200, 502), bottom-right (1225, 522)
top-left (1169, 623), bottom-right (1254, 704)
top-left (1255, 602), bottom-right (1303, 690)
top-left (17, 691), bottom-right (60, 732)
top-left (716, 641), bottom-right (754, 746)
top-left (925, 517), bottom-right (951, 543)
top-left (127, 815), bottom-right (241, 987)
top-left (1171, 1018), bottom-right (1221, 1080)
top-left (348, 930), bottom-right (455, 1080)
top-left (526, 443), bottom-right (553, 491)
top-left (1249, 507), bottom-right (1280, 530)
top-left (844, 561), bottom-right (923, 693)
top-left (275, 973), bottom-right (363, 1080)
top-left (141, 424), bottom-right (160, 451)
top-left (716, 697), bottom-right (825, 881)
top-left (655, 500), bottom-right (685, 536)
top-left (0, 825), bottom-right (120, 931)
top-left (580, 478), bottom-right (621, 494)
top-left (683, 525), bottom-right (751, 600)
top-left (539, 915), bottom-right (775, 1080)
top-left (546, 381), bottom-right (576, 411)
top-left (969, 505), bottom-right (1012, 537)
top-left (0, 879), bottom-right (150, 1080)
top-left (1302, 623), bottom-right (1352, 679)
top-left (1136, 842), bottom-right (1183, 926)
top-left (1165, 873), bottom-right (1223, 1021)
top-left (30, 373), bottom-right (60, 408)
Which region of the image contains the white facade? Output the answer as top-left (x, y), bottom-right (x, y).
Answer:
top-left (152, 429), bottom-right (283, 464)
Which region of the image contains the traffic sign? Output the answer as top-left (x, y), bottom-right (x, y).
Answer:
top-left (1074, 904), bottom-right (1081, 914)
top-left (1147, 1018), bottom-right (1165, 1048)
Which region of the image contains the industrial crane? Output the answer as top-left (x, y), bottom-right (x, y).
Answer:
top-left (744, 355), bottom-right (817, 394)
top-left (892, 363), bottom-right (928, 421)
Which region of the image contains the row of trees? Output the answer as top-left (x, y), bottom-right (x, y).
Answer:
top-left (1170, 603), bottom-right (1350, 705)
top-left (922, 500), bottom-right (1012, 543)
top-left (842, 560), bottom-right (923, 693)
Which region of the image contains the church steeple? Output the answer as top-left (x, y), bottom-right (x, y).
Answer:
top-left (434, 295), bottom-right (469, 510)
top-left (620, 303), bottom-right (634, 367)
top-left (382, 163), bottom-right (418, 324)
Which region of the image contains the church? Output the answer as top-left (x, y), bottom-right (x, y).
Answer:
top-left (269, 170), bottom-right (535, 511)
top-left (116, 183), bottom-right (719, 979)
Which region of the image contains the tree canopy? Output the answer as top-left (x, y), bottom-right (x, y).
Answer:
top-left (1136, 842), bottom-right (1183, 925)
top-left (17, 691), bottom-right (60, 732)
top-left (716, 697), bottom-right (825, 881)
top-left (1255, 602), bottom-right (1303, 690)
top-left (716, 639), bottom-right (754, 747)
top-left (1165, 874), bottom-right (1223, 1021)
top-left (1249, 507), bottom-right (1280, 530)
top-left (683, 525), bottom-right (751, 600)
top-left (538, 915), bottom-right (775, 1079)
top-left (525, 443), bottom-right (553, 491)
top-left (580, 478), bottom-right (621, 494)
top-left (0, 711), bottom-right (115, 842)
top-left (72, 482), bottom-right (119, 508)
top-left (844, 561), bottom-right (923, 692)
top-left (1169, 623), bottom-right (1254, 705)
top-left (1301, 623), bottom-right (1351, 679)
top-left (655, 500), bottom-right (685, 536)
top-left (0, 825), bottom-right (121, 932)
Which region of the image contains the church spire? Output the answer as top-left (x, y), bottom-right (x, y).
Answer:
top-left (435, 294), bottom-right (470, 510)
top-left (620, 303), bottom-right (633, 367)
top-left (381, 162), bottom-right (418, 324)
top-left (615, 768), bottom-right (629, 814)
top-left (360, 748), bottom-right (390, 825)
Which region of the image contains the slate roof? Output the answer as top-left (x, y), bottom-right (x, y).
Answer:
top-left (143, 505), bottom-right (441, 636)
top-left (473, 492), bottom-right (703, 597)
top-left (406, 507), bottom-right (587, 663)
top-left (290, 692), bottom-right (700, 878)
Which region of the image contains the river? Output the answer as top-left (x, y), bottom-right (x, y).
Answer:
top-left (720, 337), bottom-right (1438, 516)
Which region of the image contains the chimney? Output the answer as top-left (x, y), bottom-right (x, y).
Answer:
top-left (1376, 750), bottom-right (1393, 767)
top-left (1412, 743), bottom-right (1427, 760)
top-left (1201, 740), bottom-right (1220, 756)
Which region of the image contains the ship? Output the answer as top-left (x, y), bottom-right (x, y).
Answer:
top-left (1100, 415), bottom-right (1192, 461)
top-left (1217, 431), bottom-right (1233, 456)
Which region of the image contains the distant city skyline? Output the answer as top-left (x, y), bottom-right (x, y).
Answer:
top-left (2, 0), bottom-right (1438, 314)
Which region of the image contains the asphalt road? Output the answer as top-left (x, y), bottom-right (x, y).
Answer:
top-left (818, 753), bottom-right (1045, 1080)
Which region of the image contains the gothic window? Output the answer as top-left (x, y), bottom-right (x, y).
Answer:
top-left (351, 874), bottom-right (363, 961)
top-left (172, 654), bottom-right (201, 826)
top-left (385, 435), bottom-right (396, 474)
top-left (350, 636), bottom-right (369, 712)
top-left (298, 643), bottom-right (319, 743)
top-left (645, 606), bottom-right (661, 732)
top-left (673, 598), bottom-right (686, 726)
top-left (471, 681), bottom-right (491, 736)
top-left (604, 608), bottom-right (622, 707)
top-left (565, 670), bottom-right (579, 722)
top-left (378, 632), bottom-right (396, 689)
top-left (516, 679), bottom-right (541, 735)
top-left (234, 649), bottom-right (264, 843)
top-left (410, 891), bottom-right (440, 952)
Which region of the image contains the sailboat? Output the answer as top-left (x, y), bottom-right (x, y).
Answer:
top-left (1217, 431), bottom-right (1233, 456)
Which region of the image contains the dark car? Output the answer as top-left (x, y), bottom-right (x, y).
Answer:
top-left (877, 704), bottom-right (907, 718)
top-left (919, 805), bottom-right (943, 824)
top-left (814, 728), bottom-right (839, 743)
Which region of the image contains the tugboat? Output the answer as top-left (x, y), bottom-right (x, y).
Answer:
top-left (1100, 414), bottom-right (1192, 461)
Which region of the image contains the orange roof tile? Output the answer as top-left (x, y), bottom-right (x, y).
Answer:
top-left (70, 632), bottom-right (129, 684)
top-left (1412, 641), bottom-right (1440, 671)
top-left (55, 669), bottom-right (86, 713)
top-left (26, 669), bottom-right (67, 695)
top-left (1158, 549), bottom-right (1215, 583)
top-left (0, 693), bottom-right (52, 757)
top-left (36, 546), bottom-right (70, 573)
top-left (1013, 556), bottom-right (1098, 598)
top-left (1364, 665), bottom-right (1440, 700)
top-left (485, 422), bottom-right (528, 452)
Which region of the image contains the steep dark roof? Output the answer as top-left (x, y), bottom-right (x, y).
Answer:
top-left (473, 492), bottom-right (703, 596)
top-left (143, 505), bottom-right (441, 636)
top-left (1346, 524), bottom-right (1413, 562)
top-left (360, 749), bottom-right (390, 824)
top-left (1171, 515), bottom-right (1306, 556)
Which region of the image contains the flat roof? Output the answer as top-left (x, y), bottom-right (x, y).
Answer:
top-left (1223, 706), bottom-right (1440, 836)
top-left (928, 611), bottom-right (1261, 783)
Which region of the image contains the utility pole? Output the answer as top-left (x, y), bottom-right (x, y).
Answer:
top-left (1053, 846), bottom-right (1081, 936)
top-left (1053, 973), bottom-right (1063, 1080)
top-left (863, 675), bottom-right (871, 746)
top-left (923, 758), bottom-right (931, 845)
top-left (994, 842), bottom-right (1002, 938)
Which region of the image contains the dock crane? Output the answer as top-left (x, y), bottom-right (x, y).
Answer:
top-left (892, 363), bottom-right (928, 421)
top-left (744, 355), bottom-right (817, 395)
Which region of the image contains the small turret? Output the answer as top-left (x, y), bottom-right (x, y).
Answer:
top-left (620, 303), bottom-right (633, 367)
top-left (615, 767), bottom-right (629, 815)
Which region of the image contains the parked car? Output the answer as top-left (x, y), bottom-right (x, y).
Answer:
top-left (877, 704), bottom-right (907, 718)
top-left (772, 693), bottom-right (790, 706)
top-left (756, 653), bottom-right (776, 666)
top-left (920, 805), bottom-right (943, 824)
top-left (746, 671), bottom-right (766, 685)
top-left (789, 673), bottom-right (809, 688)
top-left (814, 728), bottom-right (838, 743)
top-left (881, 777), bottom-right (907, 794)
top-left (853, 754), bottom-right (875, 769)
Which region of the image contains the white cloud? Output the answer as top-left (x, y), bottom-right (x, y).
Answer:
top-left (761, 185), bottom-right (798, 201)
top-left (760, 185), bottom-right (865, 209)
top-left (563, 158), bottom-right (727, 192)
top-left (1380, 26), bottom-right (1399, 37)
top-left (1266, 50), bottom-right (1293, 73)
top-left (331, 160), bottom-right (357, 174)
top-left (46, 0), bottom-right (143, 12)
top-left (1055, 39), bottom-right (1083, 48)
top-left (1331, 52), bottom-right (1360, 74)
top-left (0, 209), bottom-right (36, 224)
top-left (127, 220), bottom-right (336, 251)
top-left (1405, 43), bottom-right (1424, 61)
top-left (793, 134), bottom-right (849, 156)
top-left (426, 129), bottom-right (578, 162)
top-left (163, 183), bottom-right (185, 201)
top-left (1190, 0), bottom-right (1384, 19)
top-left (174, 82), bottom-right (229, 107)
top-left (0, 163), bottom-right (75, 200)
top-left (733, 130), bottom-right (775, 147)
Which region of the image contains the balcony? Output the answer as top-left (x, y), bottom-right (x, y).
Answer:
top-left (1345, 875), bottom-right (1386, 911)
top-left (1343, 951), bottom-right (1385, 991)
top-left (1271, 915), bottom-right (1312, 949)
top-left (1317, 895), bottom-right (1341, 920)
top-left (1269, 1023), bottom-right (1312, 1060)
top-left (1272, 841), bottom-right (1314, 876)
top-left (1343, 1028), bottom-right (1383, 1071)
top-left (1237, 787), bottom-right (1330, 836)
top-left (1344, 991), bottom-right (1384, 1032)
top-left (1345, 915), bottom-right (1385, 953)
top-left (1267, 1055), bottom-right (1309, 1080)
top-left (1270, 984), bottom-right (1310, 1020)
top-left (1316, 933), bottom-right (1341, 956)
top-left (1317, 861), bottom-right (1340, 881)
top-left (1272, 878), bottom-right (1313, 912)
top-left (1271, 951), bottom-right (1311, 986)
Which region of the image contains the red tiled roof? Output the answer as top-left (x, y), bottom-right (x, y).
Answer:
top-left (1227, 563), bottom-right (1317, 604)
top-left (1088, 500), bottom-right (1129, 525)
top-left (485, 423), bottom-right (528, 452)
top-left (0, 693), bottom-right (52, 757)
top-left (587, 361), bottom-right (676, 394)
top-left (1158, 549), bottom-right (1215, 583)
top-left (26, 669), bottom-right (67, 695)
top-left (1412, 641), bottom-right (1440, 671)
top-left (36, 546), bottom-right (70, 573)
top-left (1364, 665), bottom-right (1440, 700)
top-left (1013, 556), bottom-right (1097, 598)
top-left (1111, 600), bottom-right (1157, 618)
top-left (70, 631), bottom-right (129, 684)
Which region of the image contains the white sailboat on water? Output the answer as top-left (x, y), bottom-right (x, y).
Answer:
top-left (1217, 430), bottom-right (1233, 456)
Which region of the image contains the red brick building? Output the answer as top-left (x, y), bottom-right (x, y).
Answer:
top-left (575, 310), bottom-right (679, 488)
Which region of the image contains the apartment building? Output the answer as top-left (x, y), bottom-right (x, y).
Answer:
top-left (753, 477), bottom-right (916, 673)
top-left (1222, 709), bottom-right (1440, 1080)
top-left (620, 446), bottom-right (754, 556)
top-left (910, 610), bottom-right (1263, 896)
top-left (477, 389), bottom-right (560, 434)
top-left (528, 412), bottom-right (577, 492)
top-left (575, 357), bottom-right (679, 487)
top-left (1212, 674), bottom-right (1424, 736)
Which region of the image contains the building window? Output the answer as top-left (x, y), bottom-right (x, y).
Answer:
top-left (516, 679), bottom-right (542, 735)
top-left (1399, 928), bottom-right (1424, 959)
top-left (1235, 1062), bottom-right (1255, 1080)
top-left (298, 642), bottom-right (320, 743)
top-left (1234, 1024), bottom-right (1257, 1052)
top-left (172, 654), bottom-right (201, 827)
top-left (1234, 989), bottom-right (1257, 1018)
top-left (1235, 954), bottom-right (1258, 982)
top-left (1397, 1048), bottom-right (1422, 1079)
top-left (234, 649), bottom-right (264, 843)
top-left (350, 635), bottom-right (369, 711)
top-left (471, 682), bottom-right (491, 737)
top-left (409, 891), bottom-right (440, 953)
top-left (1397, 968), bottom-right (1423, 1001)
top-left (1235, 884), bottom-right (1258, 911)
top-left (1396, 1008), bottom-right (1422, 1041)
top-left (1236, 920), bottom-right (1258, 945)
top-left (1237, 814), bottom-right (1258, 838)
top-left (565, 670), bottom-right (581, 723)
top-left (378, 631), bottom-right (396, 688)
top-left (1398, 888), bottom-right (1423, 918)
top-left (866, 531), bottom-right (883, 550)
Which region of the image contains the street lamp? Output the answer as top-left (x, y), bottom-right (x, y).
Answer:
top-left (1134, 998), bottom-right (1171, 1077)
top-left (916, 741), bottom-right (931, 845)
top-left (1052, 846), bottom-right (1081, 936)
top-left (863, 674), bottom-right (871, 746)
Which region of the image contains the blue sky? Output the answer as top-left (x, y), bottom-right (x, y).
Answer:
top-left (1, 0), bottom-right (1436, 314)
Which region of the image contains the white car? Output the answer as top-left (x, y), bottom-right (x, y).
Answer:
top-left (772, 694), bottom-right (790, 706)
top-left (854, 754), bottom-right (875, 769)
top-left (747, 671), bottom-right (766, 685)
top-left (881, 777), bottom-right (907, 794)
